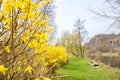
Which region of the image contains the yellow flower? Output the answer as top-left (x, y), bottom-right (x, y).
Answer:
top-left (43, 77), bottom-right (51, 80)
top-left (0, 65), bottom-right (8, 75)
top-left (42, 33), bottom-right (48, 41)
top-left (44, 15), bottom-right (48, 19)
top-left (7, 74), bottom-right (10, 79)
top-left (47, 27), bottom-right (54, 33)
top-left (4, 24), bottom-right (10, 29)
top-left (10, 68), bottom-right (12, 73)
top-left (35, 78), bottom-right (39, 80)
top-left (24, 66), bottom-right (33, 75)
top-left (22, 36), bottom-right (28, 42)
top-left (35, 2), bottom-right (41, 8)
top-left (45, 0), bottom-right (51, 5)
top-left (16, 66), bottom-right (21, 72)
top-left (28, 40), bottom-right (40, 48)
top-left (4, 46), bottom-right (11, 53)
top-left (41, 20), bottom-right (50, 26)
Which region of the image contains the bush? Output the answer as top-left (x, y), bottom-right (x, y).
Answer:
top-left (0, 0), bottom-right (68, 80)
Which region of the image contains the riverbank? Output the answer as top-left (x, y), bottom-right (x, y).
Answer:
top-left (56, 56), bottom-right (120, 80)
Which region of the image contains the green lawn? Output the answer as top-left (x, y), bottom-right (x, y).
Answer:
top-left (56, 56), bottom-right (120, 80)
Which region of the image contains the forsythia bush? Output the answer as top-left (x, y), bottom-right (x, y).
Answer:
top-left (0, 0), bottom-right (67, 80)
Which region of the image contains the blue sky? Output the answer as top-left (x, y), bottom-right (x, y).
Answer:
top-left (55, 0), bottom-right (116, 38)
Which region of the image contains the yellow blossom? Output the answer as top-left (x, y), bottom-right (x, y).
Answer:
top-left (4, 46), bottom-right (11, 53)
top-left (16, 66), bottom-right (21, 72)
top-left (45, 0), bottom-right (51, 5)
top-left (28, 40), bottom-right (40, 48)
top-left (21, 36), bottom-right (28, 42)
top-left (4, 24), bottom-right (10, 29)
top-left (41, 20), bottom-right (50, 26)
top-left (47, 27), bottom-right (54, 33)
top-left (0, 65), bottom-right (8, 75)
top-left (35, 2), bottom-right (41, 8)
top-left (10, 68), bottom-right (12, 73)
top-left (44, 15), bottom-right (48, 19)
top-left (24, 66), bottom-right (33, 75)
top-left (35, 78), bottom-right (39, 80)
top-left (7, 74), bottom-right (10, 79)
top-left (43, 77), bottom-right (51, 80)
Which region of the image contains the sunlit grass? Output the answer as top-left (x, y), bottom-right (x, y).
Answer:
top-left (56, 56), bottom-right (120, 80)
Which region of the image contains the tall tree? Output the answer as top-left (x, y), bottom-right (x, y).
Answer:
top-left (73, 19), bottom-right (88, 58)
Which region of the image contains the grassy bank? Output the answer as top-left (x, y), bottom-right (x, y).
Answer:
top-left (56, 56), bottom-right (120, 80)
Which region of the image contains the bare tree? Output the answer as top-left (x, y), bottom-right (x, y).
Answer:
top-left (73, 19), bottom-right (88, 58)
top-left (90, 0), bottom-right (120, 30)
top-left (46, 0), bottom-right (57, 44)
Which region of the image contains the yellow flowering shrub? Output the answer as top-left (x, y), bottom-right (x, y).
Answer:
top-left (0, 0), bottom-right (68, 80)
top-left (46, 45), bottom-right (67, 65)
top-left (45, 45), bottom-right (68, 75)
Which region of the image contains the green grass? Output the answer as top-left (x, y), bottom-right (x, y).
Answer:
top-left (56, 56), bottom-right (120, 80)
